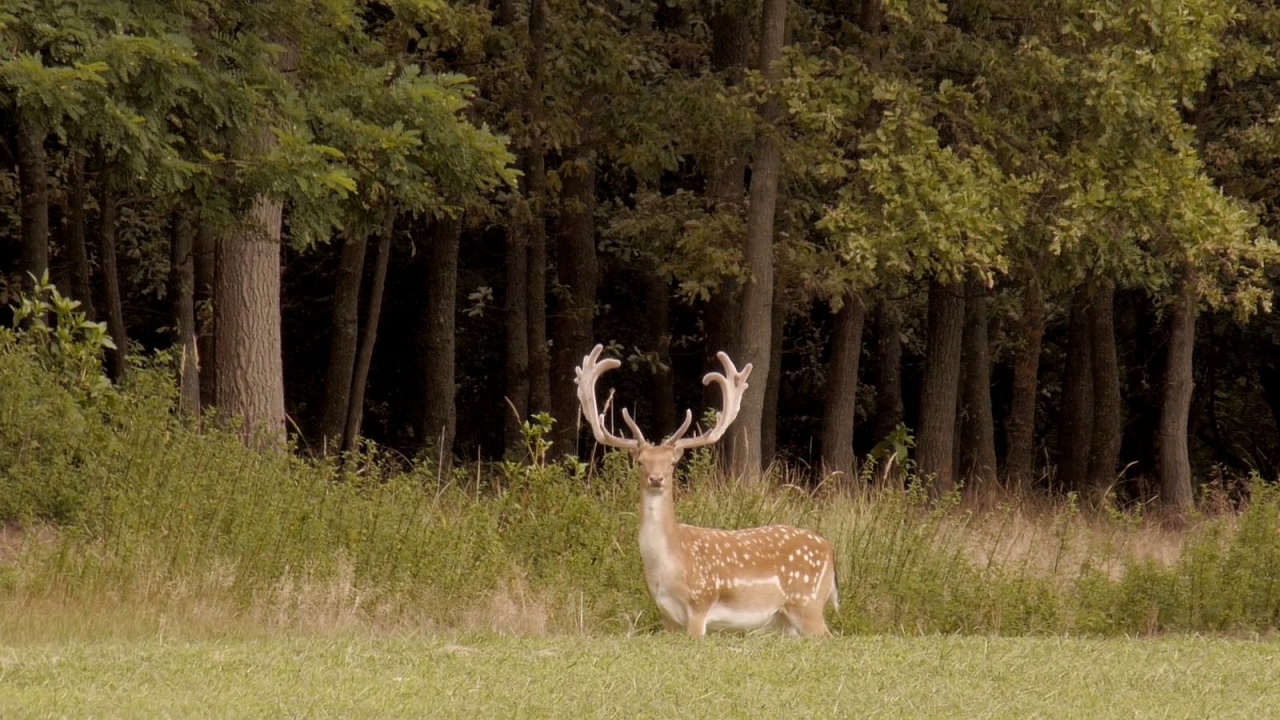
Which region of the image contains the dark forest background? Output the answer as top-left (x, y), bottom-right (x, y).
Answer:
top-left (3, 0), bottom-right (1280, 516)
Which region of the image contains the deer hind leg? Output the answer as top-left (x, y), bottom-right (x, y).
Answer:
top-left (784, 601), bottom-right (832, 638)
top-left (684, 606), bottom-right (710, 637)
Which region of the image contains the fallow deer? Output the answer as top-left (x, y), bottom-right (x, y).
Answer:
top-left (575, 344), bottom-right (839, 637)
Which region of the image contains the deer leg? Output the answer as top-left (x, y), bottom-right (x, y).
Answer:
top-left (684, 608), bottom-right (709, 637)
top-left (786, 603), bottom-right (832, 638)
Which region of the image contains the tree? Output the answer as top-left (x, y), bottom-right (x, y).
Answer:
top-left (318, 229), bottom-right (369, 451)
top-left (421, 215), bottom-right (463, 466)
top-left (959, 276), bottom-right (997, 490)
top-left (169, 209), bottom-right (199, 416)
top-left (1056, 288), bottom-right (1094, 492)
top-left (1158, 263), bottom-right (1198, 514)
top-left (731, 0), bottom-right (787, 479)
top-left (15, 116), bottom-right (48, 288)
top-left (917, 280), bottom-right (965, 493)
top-left (1003, 271), bottom-right (1045, 489)
top-left (549, 153), bottom-right (599, 456)
top-left (819, 291), bottom-right (866, 479)
top-left (215, 163), bottom-right (288, 447)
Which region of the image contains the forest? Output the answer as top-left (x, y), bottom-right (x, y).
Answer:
top-left (2, 0), bottom-right (1279, 516)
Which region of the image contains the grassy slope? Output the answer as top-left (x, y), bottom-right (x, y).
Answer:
top-left (2, 633), bottom-right (1277, 718)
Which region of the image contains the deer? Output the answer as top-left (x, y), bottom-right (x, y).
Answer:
top-left (575, 344), bottom-right (839, 637)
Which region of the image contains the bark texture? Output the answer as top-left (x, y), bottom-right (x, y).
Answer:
top-left (422, 214), bottom-right (462, 467)
top-left (959, 277), bottom-right (998, 489)
top-left (16, 118), bottom-right (49, 287)
top-left (731, 0), bottom-right (787, 479)
top-left (1086, 283), bottom-right (1123, 500)
top-left (65, 151), bottom-right (95, 320)
top-left (917, 279), bottom-right (965, 494)
top-left (872, 298), bottom-right (905, 444)
top-left (214, 187), bottom-right (286, 448)
top-left (1158, 266), bottom-right (1197, 515)
top-left (170, 209), bottom-right (200, 416)
top-left (319, 231), bottom-right (369, 453)
top-left (820, 292), bottom-right (866, 480)
top-left (98, 192), bottom-right (129, 381)
top-left (760, 294), bottom-right (786, 464)
top-left (701, 6), bottom-right (749, 416)
top-left (1056, 287), bottom-right (1094, 492)
top-left (550, 154), bottom-right (599, 456)
top-left (1004, 276), bottom-right (1045, 488)
top-left (524, 0), bottom-right (551, 420)
top-left (343, 215), bottom-right (394, 452)
top-left (194, 222), bottom-right (217, 410)
top-left (644, 273), bottom-right (677, 440)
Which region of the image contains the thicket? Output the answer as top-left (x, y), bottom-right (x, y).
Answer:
top-left (3, 297), bottom-right (1280, 638)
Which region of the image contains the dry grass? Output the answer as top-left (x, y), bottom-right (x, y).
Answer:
top-left (953, 505), bottom-right (1187, 581)
top-left (4, 456), bottom-right (1279, 641)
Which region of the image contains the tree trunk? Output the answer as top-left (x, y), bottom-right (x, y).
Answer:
top-left (526, 203), bottom-right (551, 418)
top-left (704, 288), bottom-right (742, 408)
top-left (1086, 282), bottom-right (1123, 501)
top-left (1056, 287), bottom-right (1093, 492)
top-left (644, 273), bottom-right (677, 439)
top-left (319, 230), bottom-right (369, 453)
top-left (550, 153), bottom-right (599, 457)
top-left (16, 117), bottom-right (49, 288)
top-left (760, 293), bottom-right (786, 464)
top-left (1158, 265), bottom-right (1197, 515)
top-left (730, 0), bottom-right (787, 480)
top-left (917, 279), bottom-right (965, 494)
top-left (422, 214), bottom-right (462, 469)
top-left (343, 214), bottom-right (394, 452)
top-left (1004, 275), bottom-right (1044, 489)
top-left (525, 0), bottom-right (551, 420)
top-left (65, 150), bottom-right (95, 320)
top-left (493, 0), bottom-right (515, 26)
top-left (872, 297), bottom-right (905, 444)
top-left (820, 291), bottom-right (866, 480)
top-left (194, 221), bottom-right (217, 410)
top-left (97, 191), bottom-right (129, 381)
top-left (959, 276), bottom-right (998, 490)
top-left (505, 219), bottom-right (530, 452)
top-left (170, 208), bottom-right (200, 417)
top-left (702, 4), bottom-right (749, 419)
top-left (214, 177), bottom-right (286, 448)
top-left (1261, 362), bottom-right (1280, 464)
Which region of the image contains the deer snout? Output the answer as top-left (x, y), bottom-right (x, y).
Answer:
top-left (647, 474), bottom-right (665, 489)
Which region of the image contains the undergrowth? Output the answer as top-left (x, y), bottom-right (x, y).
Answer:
top-left (3, 281), bottom-right (1280, 639)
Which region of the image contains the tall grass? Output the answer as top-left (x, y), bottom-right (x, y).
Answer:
top-left (4, 321), bottom-right (1280, 640)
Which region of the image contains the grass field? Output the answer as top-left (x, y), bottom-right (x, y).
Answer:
top-left (2, 631), bottom-right (1278, 718)
top-left (6, 328), bottom-right (1280, 718)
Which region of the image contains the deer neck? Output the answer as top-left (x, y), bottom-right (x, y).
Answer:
top-left (638, 486), bottom-right (683, 574)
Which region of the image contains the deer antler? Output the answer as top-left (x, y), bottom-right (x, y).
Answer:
top-left (575, 344), bottom-right (643, 449)
top-left (576, 345), bottom-right (752, 452)
top-left (671, 351), bottom-right (752, 451)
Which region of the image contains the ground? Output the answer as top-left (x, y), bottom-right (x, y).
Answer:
top-left (1, 632), bottom-right (1277, 718)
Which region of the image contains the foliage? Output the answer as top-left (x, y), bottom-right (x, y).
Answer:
top-left (0, 277), bottom-right (125, 521)
top-left (6, 344), bottom-right (1280, 638)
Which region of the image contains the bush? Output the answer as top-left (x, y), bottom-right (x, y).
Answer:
top-left (5, 285), bottom-right (1280, 636)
